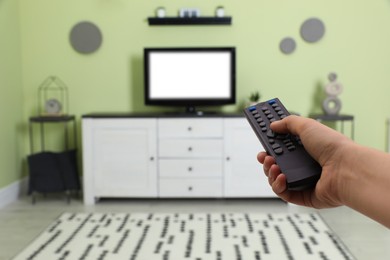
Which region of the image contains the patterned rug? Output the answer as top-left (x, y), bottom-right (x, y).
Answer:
top-left (13, 212), bottom-right (355, 260)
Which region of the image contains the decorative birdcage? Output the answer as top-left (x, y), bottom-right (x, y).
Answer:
top-left (38, 76), bottom-right (69, 116)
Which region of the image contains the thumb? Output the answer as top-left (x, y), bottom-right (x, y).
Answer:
top-left (270, 115), bottom-right (306, 136)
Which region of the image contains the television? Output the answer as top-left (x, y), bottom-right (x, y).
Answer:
top-left (144, 47), bottom-right (236, 114)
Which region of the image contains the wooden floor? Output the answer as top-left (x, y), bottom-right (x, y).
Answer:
top-left (0, 195), bottom-right (389, 259)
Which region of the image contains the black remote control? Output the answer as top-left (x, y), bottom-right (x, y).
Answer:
top-left (244, 98), bottom-right (321, 190)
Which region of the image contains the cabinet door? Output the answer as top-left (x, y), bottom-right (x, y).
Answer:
top-left (224, 118), bottom-right (276, 197)
top-left (83, 119), bottom-right (157, 201)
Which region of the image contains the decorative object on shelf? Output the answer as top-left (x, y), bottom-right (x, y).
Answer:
top-left (156, 7), bottom-right (166, 18)
top-left (247, 91), bottom-right (261, 107)
top-left (45, 99), bottom-right (62, 115)
top-left (70, 21), bottom-right (102, 54)
top-left (215, 6), bottom-right (225, 17)
top-left (179, 8), bottom-right (200, 18)
top-left (300, 17), bottom-right (325, 43)
top-left (322, 72), bottom-right (343, 115)
top-left (280, 37), bottom-right (296, 54)
top-left (38, 76), bottom-right (69, 116)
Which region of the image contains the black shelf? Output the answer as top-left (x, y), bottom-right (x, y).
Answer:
top-left (148, 17), bottom-right (232, 26)
top-left (29, 115), bottom-right (75, 123)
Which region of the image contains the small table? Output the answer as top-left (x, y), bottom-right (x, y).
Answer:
top-left (28, 115), bottom-right (78, 204)
top-left (309, 114), bottom-right (354, 140)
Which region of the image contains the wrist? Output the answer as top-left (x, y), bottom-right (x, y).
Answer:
top-left (330, 139), bottom-right (359, 206)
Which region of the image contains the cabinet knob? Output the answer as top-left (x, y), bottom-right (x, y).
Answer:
top-left (150, 157), bottom-right (155, 161)
top-left (188, 147), bottom-right (193, 152)
top-left (226, 157), bottom-right (230, 161)
top-left (188, 167), bottom-right (193, 172)
top-left (188, 186), bottom-right (193, 191)
top-left (188, 126), bottom-right (192, 131)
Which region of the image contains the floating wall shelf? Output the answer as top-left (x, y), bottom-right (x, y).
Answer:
top-left (148, 17), bottom-right (232, 26)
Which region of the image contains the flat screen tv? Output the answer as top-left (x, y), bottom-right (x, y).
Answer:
top-left (144, 47), bottom-right (236, 113)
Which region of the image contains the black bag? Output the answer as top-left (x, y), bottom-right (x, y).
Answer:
top-left (27, 149), bottom-right (80, 194)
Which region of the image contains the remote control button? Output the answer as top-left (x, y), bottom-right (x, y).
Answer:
top-left (277, 111), bottom-right (284, 116)
top-left (280, 115), bottom-right (287, 119)
top-left (274, 107), bottom-right (281, 111)
top-left (259, 122), bottom-right (266, 127)
top-left (267, 114), bottom-right (274, 119)
top-left (267, 130), bottom-right (276, 138)
top-left (261, 106), bottom-right (268, 111)
top-left (254, 113), bottom-right (261, 118)
top-left (261, 127), bottom-right (267, 132)
top-left (268, 99), bottom-right (276, 104)
top-left (269, 139), bottom-right (275, 144)
top-left (274, 148), bottom-right (283, 155)
top-left (272, 143), bottom-right (281, 149)
top-left (270, 118), bottom-right (276, 123)
top-left (249, 106), bottom-right (257, 112)
top-left (284, 141), bottom-right (293, 147)
top-left (264, 110), bottom-right (271, 115)
top-left (287, 145), bottom-right (296, 151)
top-left (276, 134), bottom-right (289, 140)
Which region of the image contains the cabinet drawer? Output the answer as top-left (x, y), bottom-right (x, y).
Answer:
top-left (158, 119), bottom-right (223, 138)
top-left (159, 139), bottom-right (223, 158)
top-left (159, 179), bottom-right (222, 197)
top-left (159, 159), bottom-right (222, 178)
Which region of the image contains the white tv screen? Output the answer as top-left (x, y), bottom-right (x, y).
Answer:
top-left (145, 48), bottom-right (235, 103)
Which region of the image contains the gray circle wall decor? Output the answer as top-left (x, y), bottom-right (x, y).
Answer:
top-left (70, 21), bottom-right (102, 54)
top-left (280, 37), bottom-right (296, 54)
top-left (300, 18), bottom-right (325, 43)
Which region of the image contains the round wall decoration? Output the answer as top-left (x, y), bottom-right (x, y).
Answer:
top-left (300, 18), bottom-right (325, 43)
top-left (280, 37), bottom-right (296, 54)
top-left (70, 21), bottom-right (102, 54)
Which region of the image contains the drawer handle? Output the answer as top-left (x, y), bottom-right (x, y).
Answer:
top-left (188, 147), bottom-right (193, 152)
top-left (188, 186), bottom-right (193, 191)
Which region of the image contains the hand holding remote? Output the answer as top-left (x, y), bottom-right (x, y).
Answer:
top-left (257, 114), bottom-right (349, 209)
top-left (244, 98), bottom-right (322, 191)
top-left (253, 101), bottom-right (390, 228)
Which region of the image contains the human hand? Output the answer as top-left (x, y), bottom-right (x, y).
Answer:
top-left (257, 115), bottom-right (353, 209)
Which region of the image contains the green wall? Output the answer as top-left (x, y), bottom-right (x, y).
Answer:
top-left (3, 0), bottom-right (390, 189)
top-left (0, 0), bottom-right (24, 189)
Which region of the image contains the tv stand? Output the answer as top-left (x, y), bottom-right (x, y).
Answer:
top-left (81, 113), bottom-right (277, 204)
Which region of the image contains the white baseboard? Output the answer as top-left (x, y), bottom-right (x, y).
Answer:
top-left (0, 177), bottom-right (28, 209)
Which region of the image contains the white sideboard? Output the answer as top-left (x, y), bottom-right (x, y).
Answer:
top-left (82, 114), bottom-right (276, 205)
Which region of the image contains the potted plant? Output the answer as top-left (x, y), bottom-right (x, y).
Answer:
top-left (248, 91), bottom-right (261, 106)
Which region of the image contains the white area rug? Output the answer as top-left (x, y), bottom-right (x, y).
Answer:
top-left (13, 212), bottom-right (355, 260)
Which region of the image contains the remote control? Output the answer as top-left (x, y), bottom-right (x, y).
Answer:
top-left (244, 98), bottom-right (321, 190)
